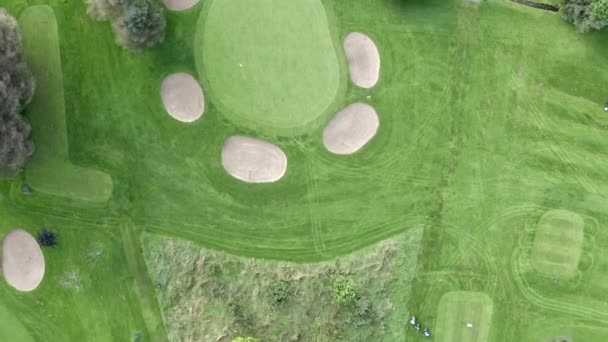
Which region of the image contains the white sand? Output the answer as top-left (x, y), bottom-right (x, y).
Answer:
top-left (162, 0), bottom-right (199, 11)
top-left (323, 103), bottom-right (379, 154)
top-left (343, 32), bottom-right (380, 89)
top-left (2, 230), bottom-right (45, 292)
top-left (222, 136), bottom-right (287, 183)
top-left (160, 73), bottom-right (205, 122)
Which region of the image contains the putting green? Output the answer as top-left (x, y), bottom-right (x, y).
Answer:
top-left (19, 5), bottom-right (112, 202)
top-left (195, 0), bottom-right (343, 135)
top-left (531, 210), bottom-right (584, 278)
top-left (435, 291), bottom-right (493, 342)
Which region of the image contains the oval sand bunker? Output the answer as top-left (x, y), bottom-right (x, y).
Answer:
top-left (2, 230), bottom-right (45, 292)
top-left (344, 32), bottom-right (380, 88)
top-left (162, 0), bottom-right (199, 11)
top-left (160, 73), bottom-right (205, 122)
top-left (222, 136), bottom-right (287, 183)
top-left (323, 103), bottom-right (379, 155)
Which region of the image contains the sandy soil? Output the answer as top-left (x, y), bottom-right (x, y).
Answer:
top-left (343, 32), bottom-right (380, 88)
top-left (2, 230), bottom-right (45, 292)
top-left (323, 103), bottom-right (379, 154)
top-left (162, 0), bottom-right (200, 11)
top-left (160, 73), bottom-right (205, 122)
top-left (222, 136), bottom-right (287, 183)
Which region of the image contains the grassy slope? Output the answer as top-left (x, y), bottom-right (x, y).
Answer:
top-left (140, 228), bottom-right (423, 341)
top-left (19, 5), bottom-right (112, 203)
top-left (197, 0), bottom-right (345, 135)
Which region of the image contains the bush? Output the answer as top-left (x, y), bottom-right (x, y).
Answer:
top-left (0, 9), bottom-right (35, 172)
top-left (560, 0), bottom-right (608, 32)
top-left (330, 275), bottom-right (357, 304)
top-left (85, 0), bottom-right (165, 51)
top-left (265, 280), bottom-right (290, 305)
top-left (37, 229), bottom-right (58, 248)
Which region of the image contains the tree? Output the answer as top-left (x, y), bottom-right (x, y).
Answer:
top-left (37, 229), bottom-right (58, 248)
top-left (330, 275), bottom-right (357, 304)
top-left (85, 0), bottom-right (166, 51)
top-left (559, 0), bottom-right (608, 32)
top-left (592, 0), bottom-right (608, 21)
top-left (0, 9), bottom-right (35, 173)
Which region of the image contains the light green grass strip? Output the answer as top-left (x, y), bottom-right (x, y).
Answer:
top-left (435, 291), bottom-right (493, 342)
top-left (19, 5), bottom-right (112, 203)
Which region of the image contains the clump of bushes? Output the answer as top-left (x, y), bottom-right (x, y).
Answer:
top-left (0, 9), bottom-right (35, 173)
top-left (265, 279), bottom-right (290, 305)
top-left (559, 0), bottom-right (608, 32)
top-left (330, 275), bottom-right (357, 304)
top-left (85, 0), bottom-right (166, 51)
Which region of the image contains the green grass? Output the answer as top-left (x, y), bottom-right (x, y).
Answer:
top-left (19, 5), bottom-right (112, 203)
top-left (195, 0), bottom-right (346, 135)
top-left (140, 228), bottom-right (423, 341)
top-left (1, 0), bottom-right (608, 340)
top-left (531, 209), bottom-right (584, 277)
top-left (434, 291), bottom-right (493, 342)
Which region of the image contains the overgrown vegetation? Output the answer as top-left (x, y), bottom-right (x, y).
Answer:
top-left (85, 0), bottom-right (165, 50)
top-left (141, 228), bottom-right (423, 342)
top-left (0, 8), bottom-right (35, 173)
top-left (559, 0), bottom-right (608, 32)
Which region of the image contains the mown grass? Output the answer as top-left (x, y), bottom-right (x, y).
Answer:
top-left (0, 203), bottom-right (161, 341)
top-left (141, 227), bottom-right (423, 342)
top-left (19, 5), bottom-right (112, 203)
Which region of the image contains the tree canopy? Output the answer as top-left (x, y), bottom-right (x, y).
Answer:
top-left (0, 9), bottom-right (35, 172)
top-left (85, 0), bottom-right (166, 51)
top-left (559, 0), bottom-right (608, 32)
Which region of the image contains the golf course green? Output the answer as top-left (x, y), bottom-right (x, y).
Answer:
top-left (1, 0), bottom-right (608, 340)
top-left (195, 0), bottom-right (345, 135)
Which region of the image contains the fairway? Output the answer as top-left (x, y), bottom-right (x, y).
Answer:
top-left (434, 291), bottom-right (493, 342)
top-left (195, 0), bottom-right (344, 135)
top-left (531, 210), bottom-right (584, 277)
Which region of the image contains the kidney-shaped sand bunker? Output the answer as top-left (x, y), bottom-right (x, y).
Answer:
top-left (222, 136), bottom-right (287, 183)
top-left (2, 229), bottom-right (45, 292)
top-left (160, 73), bottom-right (205, 123)
top-left (344, 32), bottom-right (380, 89)
top-left (323, 103), bottom-right (380, 155)
top-left (162, 0), bottom-right (199, 11)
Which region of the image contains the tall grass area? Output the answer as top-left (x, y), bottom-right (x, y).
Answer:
top-left (141, 228), bottom-right (423, 341)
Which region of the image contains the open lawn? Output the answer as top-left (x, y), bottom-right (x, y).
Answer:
top-left (1, 0), bottom-right (608, 341)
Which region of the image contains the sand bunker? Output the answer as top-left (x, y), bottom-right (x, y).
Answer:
top-left (344, 32), bottom-right (380, 88)
top-left (160, 73), bottom-right (205, 122)
top-left (162, 0), bottom-right (199, 11)
top-left (323, 103), bottom-right (379, 154)
top-left (222, 136), bottom-right (287, 183)
top-left (2, 230), bottom-right (45, 292)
